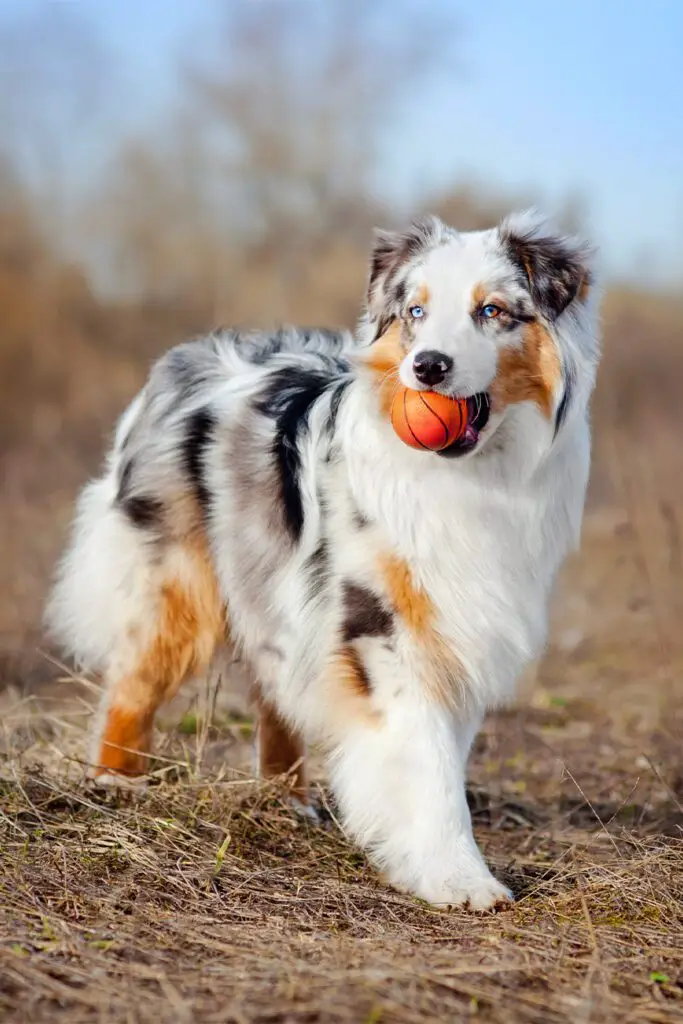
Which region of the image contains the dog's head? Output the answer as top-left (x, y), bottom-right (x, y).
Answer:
top-left (361, 211), bottom-right (599, 459)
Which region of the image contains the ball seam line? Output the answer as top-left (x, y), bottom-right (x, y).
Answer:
top-left (418, 392), bottom-right (450, 450)
top-left (404, 389), bottom-right (431, 450)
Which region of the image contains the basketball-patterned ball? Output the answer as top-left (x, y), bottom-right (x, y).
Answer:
top-left (390, 387), bottom-right (468, 452)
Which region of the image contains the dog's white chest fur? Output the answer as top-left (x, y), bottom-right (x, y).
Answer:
top-left (338, 393), bottom-right (591, 710)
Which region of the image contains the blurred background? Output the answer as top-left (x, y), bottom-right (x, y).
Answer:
top-left (0, 0), bottom-right (681, 747)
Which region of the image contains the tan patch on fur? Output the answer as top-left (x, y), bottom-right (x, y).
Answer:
top-left (470, 282), bottom-right (488, 312)
top-left (362, 321), bottom-right (405, 419)
top-left (97, 706), bottom-right (154, 776)
top-left (255, 692), bottom-right (307, 796)
top-left (93, 539), bottom-right (226, 778)
top-left (324, 645), bottom-right (381, 729)
top-left (413, 282), bottom-right (430, 308)
top-left (490, 321), bottom-right (561, 419)
top-left (471, 285), bottom-right (512, 319)
top-left (378, 553), bottom-right (465, 706)
top-left (337, 644), bottom-right (372, 697)
top-left (140, 540), bottom-right (225, 690)
top-left (577, 273), bottom-right (591, 304)
top-left (378, 553), bottom-right (434, 635)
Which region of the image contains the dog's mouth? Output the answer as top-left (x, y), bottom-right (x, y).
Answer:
top-left (438, 392), bottom-right (491, 458)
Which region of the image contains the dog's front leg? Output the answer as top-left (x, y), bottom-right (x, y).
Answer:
top-left (328, 698), bottom-right (512, 909)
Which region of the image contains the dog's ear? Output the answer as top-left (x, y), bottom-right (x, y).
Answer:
top-left (501, 211), bottom-right (595, 321)
top-left (366, 216), bottom-right (446, 340)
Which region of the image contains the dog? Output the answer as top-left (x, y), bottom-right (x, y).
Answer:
top-left (46, 210), bottom-right (600, 909)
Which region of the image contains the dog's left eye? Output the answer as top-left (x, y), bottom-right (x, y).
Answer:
top-left (408, 305), bottom-right (425, 320)
top-left (481, 304), bottom-right (503, 319)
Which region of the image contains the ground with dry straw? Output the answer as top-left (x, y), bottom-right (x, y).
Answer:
top-left (1, 513), bottom-right (682, 1024)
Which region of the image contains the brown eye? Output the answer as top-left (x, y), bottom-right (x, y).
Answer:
top-left (480, 304), bottom-right (503, 319)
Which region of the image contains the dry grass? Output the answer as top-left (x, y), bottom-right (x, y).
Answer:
top-left (0, 767), bottom-right (681, 1024)
top-left (1, 506), bottom-right (682, 1023)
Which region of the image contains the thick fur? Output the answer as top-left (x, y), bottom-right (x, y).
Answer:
top-left (46, 213), bottom-right (600, 908)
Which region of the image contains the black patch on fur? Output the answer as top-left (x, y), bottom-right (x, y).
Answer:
top-left (503, 229), bottom-right (590, 321)
top-left (351, 502), bottom-right (370, 529)
top-left (368, 218), bottom-right (443, 339)
top-left (256, 368), bottom-right (330, 541)
top-left (183, 408), bottom-right (216, 516)
top-left (324, 442), bottom-right (343, 467)
top-left (123, 494), bottom-right (164, 529)
top-left (373, 312), bottom-right (395, 342)
top-left (342, 582), bottom-right (393, 643)
top-left (370, 219), bottom-right (440, 285)
top-left (326, 380), bottom-right (350, 436)
top-left (167, 345), bottom-right (208, 398)
top-left (314, 327), bottom-right (348, 351)
top-left (305, 541), bottom-right (329, 601)
top-left (500, 301), bottom-right (536, 331)
top-left (234, 332), bottom-right (283, 365)
top-left (118, 457), bottom-right (134, 496)
top-left (116, 458), bottom-right (164, 529)
top-left (554, 363), bottom-right (575, 438)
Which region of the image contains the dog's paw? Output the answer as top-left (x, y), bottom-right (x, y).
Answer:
top-left (417, 873), bottom-right (513, 911)
top-left (86, 769), bottom-right (149, 792)
top-left (287, 793), bottom-right (334, 829)
top-left (289, 795), bottom-right (322, 822)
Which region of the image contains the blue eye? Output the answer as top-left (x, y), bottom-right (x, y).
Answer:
top-left (481, 304), bottom-right (502, 319)
top-left (409, 305), bottom-right (425, 319)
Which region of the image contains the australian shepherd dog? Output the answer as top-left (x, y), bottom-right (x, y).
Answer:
top-left (47, 211), bottom-right (600, 909)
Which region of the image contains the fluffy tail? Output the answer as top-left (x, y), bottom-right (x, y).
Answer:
top-left (45, 395), bottom-right (154, 673)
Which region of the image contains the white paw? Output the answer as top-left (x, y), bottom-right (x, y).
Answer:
top-left (86, 770), bottom-right (149, 791)
top-left (289, 795), bottom-right (322, 823)
top-left (416, 872), bottom-right (513, 911)
top-left (287, 793), bottom-right (335, 828)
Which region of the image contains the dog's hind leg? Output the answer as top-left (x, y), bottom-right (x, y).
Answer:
top-left (252, 684), bottom-right (308, 798)
top-left (47, 477), bottom-right (226, 780)
top-left (92, 539), bottom-right (225, 780)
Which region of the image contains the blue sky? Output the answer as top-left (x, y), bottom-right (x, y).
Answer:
top-left (4, 0), bottom-right (683, 284)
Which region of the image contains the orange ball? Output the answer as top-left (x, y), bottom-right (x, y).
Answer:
top-left (391, 387), bottom-right (468, 452)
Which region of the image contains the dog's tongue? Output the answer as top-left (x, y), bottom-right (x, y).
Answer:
top-left (462, 423), bottom-right (478, 445)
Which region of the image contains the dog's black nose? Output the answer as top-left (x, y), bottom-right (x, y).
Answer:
top-left (412, 350), bottom-right (453, 387)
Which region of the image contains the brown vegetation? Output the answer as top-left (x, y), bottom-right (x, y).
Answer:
top-left (0, 3), bottom-right (681, 1021)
